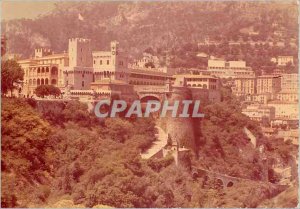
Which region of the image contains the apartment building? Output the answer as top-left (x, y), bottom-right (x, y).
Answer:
top-left (207, 59), bottom-right (255, 78)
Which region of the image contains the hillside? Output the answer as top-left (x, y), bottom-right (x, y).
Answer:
top-left (2, 1), bottom-right (298, 61)
top-left (2, 91), bottom-right (298, 207)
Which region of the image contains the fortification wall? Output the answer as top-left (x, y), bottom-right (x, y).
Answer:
top-left (165, 86), bottom-right (196, 149)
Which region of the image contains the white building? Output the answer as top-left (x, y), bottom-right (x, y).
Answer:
top-left (207, 59), bottom-right (255, 78)
top-left (267, 101), bottom-right (299, 120)
top-left (92, 41), bottom-right (129, 83)
top-left (272, 56), bottom-right (294, 66)
top-left (242, 104), bottom-right (275, 122)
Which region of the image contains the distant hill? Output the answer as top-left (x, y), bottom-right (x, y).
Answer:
top-left (2, 1), bottom-right (298, 59)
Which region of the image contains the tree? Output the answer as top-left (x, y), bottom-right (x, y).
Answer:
top-left (145, 62), bottom-right (155, 68)
top-left (35, 85), bottom-right (61, 98)
top-left (1, 98), bottom-right (51, 175)
top-left (1, 59), bottom-right (24, 95)
top-left (144, 47), bottom-right (155, 55)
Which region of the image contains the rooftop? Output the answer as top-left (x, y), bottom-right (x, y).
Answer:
top-left (174, 74), bottom-right (218, 79)
top-left (91, 79), bottom-right (129, 85)
top-left (36, 53), bottom-right (68, 59)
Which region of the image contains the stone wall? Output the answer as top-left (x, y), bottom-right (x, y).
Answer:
top-left (165, 86), bottom-right (196, 150)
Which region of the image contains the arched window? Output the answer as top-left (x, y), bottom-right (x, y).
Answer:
top-left (45, 78), bottom-right (49, 85)
top-left (46, 67), bottom-right (49, 73)
top-left (29, 79), bottom-right (32, 85)
top-left (41, 78), bottom-right (44, 85)
top-left (37, 68), bottom-right (40, 73)
top-left (51, 67), bottom-right (58, 75)
top-left (42, 67), bottom-right (45, 73)
top-left (51, 79), bottom-right (57, 85)
top-left (33, 79), bottom-right (36, 85)
top-left (37, 79), bottom-right (40, 85)
top-left (203, 84), bottom-right (207, 89)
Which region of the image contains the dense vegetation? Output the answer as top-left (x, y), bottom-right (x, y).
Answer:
top-left (2, 93), bottom-right (296, 207)
top-left (2, 1), bottom-right (298, 73)
top-left (168, 41), bottom-right (298, 74)
top-left (1, 60), bottom-right (24, 95)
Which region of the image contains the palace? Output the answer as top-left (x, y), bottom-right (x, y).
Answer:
top-left (18, 37), bottom-right (221, 103)
top-left (19, 49), bottom-right (68, 96)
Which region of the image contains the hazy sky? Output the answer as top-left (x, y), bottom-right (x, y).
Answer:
top-left (2, 1), bottom-right (56, 20)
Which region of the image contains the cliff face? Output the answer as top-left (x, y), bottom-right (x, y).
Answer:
top-left (2, 1), bottom-right (297, 58)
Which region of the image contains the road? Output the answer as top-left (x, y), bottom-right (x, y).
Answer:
top-left (141, 126), bottom-right (168, 159)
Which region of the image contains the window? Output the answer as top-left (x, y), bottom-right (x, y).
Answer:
top-left (107, 60), bottom-right (109, 65)
top-left (94, 60), bottom-right (96, 64)
top-left (100, 60), bottom-right (102, 65)
top-left (82, 81), bottom-right (84, 87)
top-left (82, 74), bottom-right (84, 78)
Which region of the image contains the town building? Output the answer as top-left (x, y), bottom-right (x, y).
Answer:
top-left (271, 56), bottom-right (294, 66)
top-left (261, 127), bottom-right (278, 137)
top-left (276, 91), bottom-right (298, 102)
top-left (245, 93), bottom-right (273, 104)
top-left (281, 73), bottom-right (298, 92)
top-left (276, 130), bottom-right (299, 145)
top-left (242, 104), bottom-right (275, 122)
top-left (232, 77), bottom-right (256, 96)
top-left (173, 74), bottom-right (221, 102)
top-left (267, 101), bottom-right (299, 121)
top-left (130, 52), bottom-right (162, 71)
top-left (256, 75), bottom-right (281, 94)
top-left (173, 74), bottom-right (219, 90)
top-left (129, 68), bottom-right (171, 86)
top-left (207, 59), bottom-right (255, 78)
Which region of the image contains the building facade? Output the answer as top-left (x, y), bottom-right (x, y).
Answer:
top-left (19, 49), bottom-right (69, 96)
top-left (281, 73), bottom-right (298, 92)
top-left (267, 101), bottom-right (299, 120)
top-left (207, 59), bottom-right (255, 78)
top-left (256, 75), bottom-right (281, 94)
top-left (92, 41), bottom-right (129, 83)
top-left (276, 56), bottom-right (294, 66)
top-left (18, 38), bottom-right (222, 103)
top-left (232, 77), bottom-right (256, 96)
top-left (64, 38), bottom-right (94, 90)
top-left (242, 104), bottom-right (275, 122)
